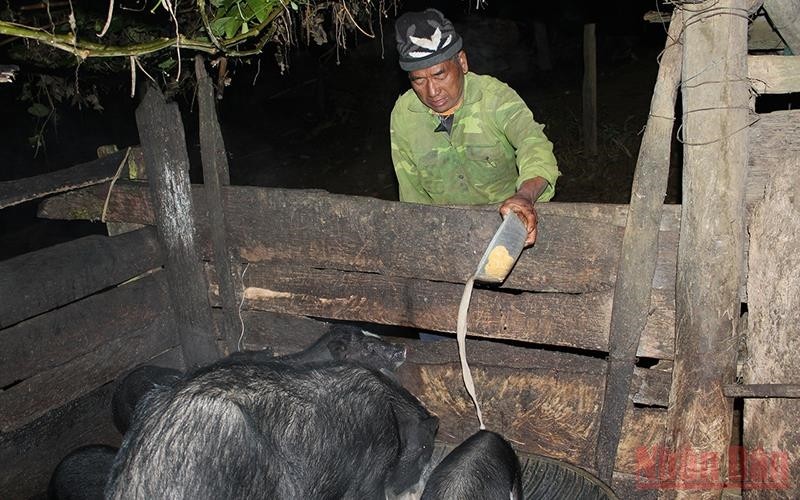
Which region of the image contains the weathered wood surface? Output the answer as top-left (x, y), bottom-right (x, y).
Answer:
top-left (0, 310), bottom-right (177, 432)
top-left (742, 147), bottom-right (800, 497)
top-left (0, 227), bottom-right (162, 328)
top-left (401, 358), bottom-right (666, 475)
top-left (222, 190), bottom-right (628, 293)
top-left (763, 0), bottom-right (800, 54)
top-left (0, 346), bottom-right (183, 499)
top-left (748, 55), bottom-right (800, 95)
top-left (726, 384), bottom-right (800, 398)
top-left (0, 272), bottom-right (170, 389)
top-left (196, 55), bottom-right (239, 354)
top-left (527, 202), bottom-right (680, 232)
top-left (0, 149), bottom-right (129, 210)
top-left (135, 85), bottom-right (220, 368)
top-left (746, 110), bottom-right (800, 209)
top-left (595, 10), bottom-right (683, 482)
top-left (43, 182), bottom-right (683, 229)
top-left (0, 383), bottom-right (121, 499)
top-left (245, 315), bottom-right (667, 476)
top-left (214, 263), bottom-right (675, 359)
top-left (747, 16), bottom-right (785, 52)
top-left (242, 309), bottom-right (670, 407)
top-left (37, 183), bottom-right (681, 294)
top-left (612, 472), bottom-right (659, 500)
top-left (666, 3), bottom-right (749, 496)
top-left (37, 179), bottom-right (156, 222)
top-left (216, 310), bottom-right (333, 354)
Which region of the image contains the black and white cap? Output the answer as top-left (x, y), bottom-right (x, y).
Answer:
top-left (395, 8), bottom-right (463, 72)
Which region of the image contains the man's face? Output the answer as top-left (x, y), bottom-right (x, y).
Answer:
top-left (408, 51), bottom-right (468, 114)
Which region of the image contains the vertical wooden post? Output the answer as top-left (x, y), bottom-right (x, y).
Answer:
top-left (534, 21), bottom-right (552, 72)
top-left (195, 55), bottom-right (241, 354)
top-left (135, 85), bottom-right (220, 368)
top-left (742, 111), bottom-right (800, 496)
top-left (583, 23), bottom-right (598, 156)
top-left (594, 10), bottom-right (684, 484)
top-left (665, 1), bottom-right (749, 497)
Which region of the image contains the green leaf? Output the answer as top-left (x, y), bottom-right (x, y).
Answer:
top-left (27, 103), bottom-right (50, 118)
top-left (224, 16), bottom-right (242, 39)
top-left (290, 1), bottom-right (298, 11)
top-left (158, 58), bottom-right (176, 71)
top-left (249, 0), bottom-right (268, 22)
top-left (210, 16), bottom-right (232, 37)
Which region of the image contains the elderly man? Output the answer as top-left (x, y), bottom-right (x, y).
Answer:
top-left (391, 8), bottom-right (559, 245)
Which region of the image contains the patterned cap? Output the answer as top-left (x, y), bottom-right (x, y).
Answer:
top-left (395, 8), bottom-right (463, 72)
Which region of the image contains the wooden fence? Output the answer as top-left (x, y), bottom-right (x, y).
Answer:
top-left (0, 39), bottom-right (798, 498)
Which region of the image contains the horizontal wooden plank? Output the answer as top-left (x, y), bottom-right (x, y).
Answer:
top-left (0, 273), bottom-right (170, 388)
top-left (0, 149), bottom-right (130, 210)
top-left (464, 202), bottom-right (681, 232)
top-left (39, 180), bottom-right (683, 229)
top-left (141, 345), bottom-right (187, 372)
top-left (243, 313), bottom-right (667, 475)
top-left (221, 264), bottom-right (674, 359)
top-left (240, 309), bottom-right (669, 408)
top-left (224, 189), bottom-right (633, 294)
top-left (0, 227), bottom-right (163, 328)
top-left (748, 55), bottom-right (800, 94)
top-left (37, 180), bottom-right (155, 223)
top-left (724, 383), bottom-right (800, 398)
top-left (747, 110), bottom-right (800, 208)
top-left (631, 366), bottom-right (671, 408)
top-left (405, 338), bottom-right (668, 408)
top-left (224, 310), bottom-right (333, 352)
top-left (0, 383), bottom-right (121, 499)
top-left (396, 347), bottom-right (666, 475)
top-left (0, 313), bottom-right (177, 433)
top-left (39, 183), bottom-right (681, 294)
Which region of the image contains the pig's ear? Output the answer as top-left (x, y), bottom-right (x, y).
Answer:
top-left (327, 338), bottom-right (348, 358)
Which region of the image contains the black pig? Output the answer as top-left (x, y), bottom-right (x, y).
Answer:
top-left (106, 361), bottom-right (437, 499)
top-left (111, 324), bottom-right (405, 436)
top-left (421, 430), bottom-right (523, 500)
top-left (47, 444), bottom-right (118, 500)
top-left (215, 323), bottom-right (406, 372)
top-left (111, 364), bottom-right (182, 435)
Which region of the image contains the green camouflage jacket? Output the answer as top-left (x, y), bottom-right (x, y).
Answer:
top-left (390, 72), bottom-right (559, 205)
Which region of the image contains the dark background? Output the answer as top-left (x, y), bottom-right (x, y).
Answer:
top-left (0, 1), bottom-right (677, 259)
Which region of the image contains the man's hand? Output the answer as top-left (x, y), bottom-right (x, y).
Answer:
top-left (498, 177), bottom-right (549, 246)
